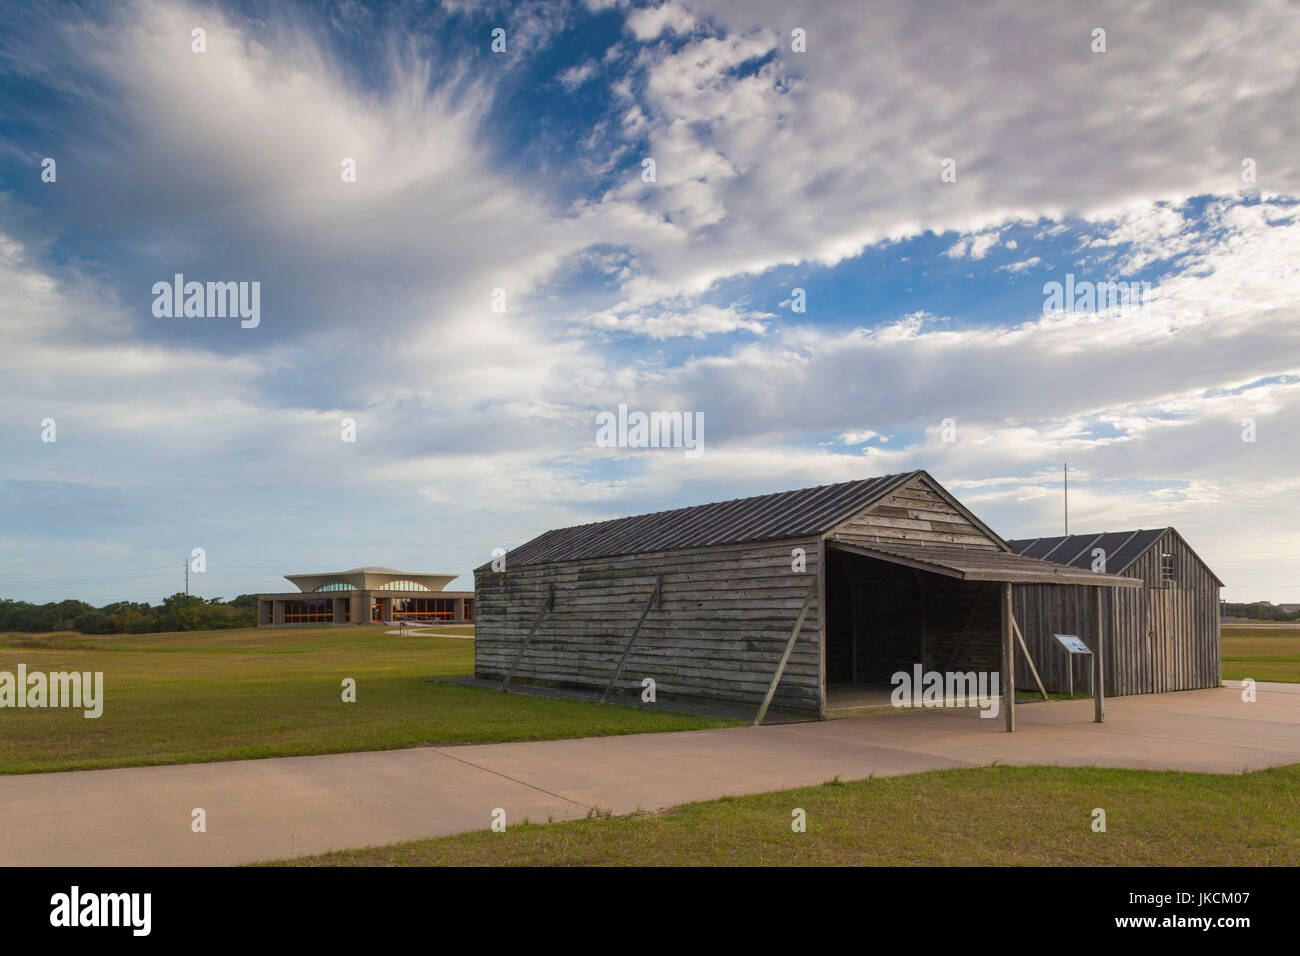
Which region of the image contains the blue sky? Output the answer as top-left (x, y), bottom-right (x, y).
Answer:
top-left (2, 0), bottom-right (1299, 604)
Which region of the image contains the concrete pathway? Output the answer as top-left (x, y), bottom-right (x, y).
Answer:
top-left (2, 682), bottom-right (1296, 866)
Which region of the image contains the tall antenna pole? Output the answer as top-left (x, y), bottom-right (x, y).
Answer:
top-left (1063, 462), bottom-right (1069, 535)
top-left (185, 557), bottom-right (189, 596)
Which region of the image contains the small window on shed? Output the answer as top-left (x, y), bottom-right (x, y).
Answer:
top-left (1160, 552), bottom-right (1176, 587)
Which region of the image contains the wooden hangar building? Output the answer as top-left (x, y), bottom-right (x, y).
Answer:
top-left (474, 471), bottom-right (1220, 730)
top-left (1008, 529), bottom-right (1223, 696)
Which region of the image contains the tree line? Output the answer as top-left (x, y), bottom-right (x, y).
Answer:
top-left (1223, 601), bottom-right (1300, 622)
top-left (0, 593), bottom-right (258, 634)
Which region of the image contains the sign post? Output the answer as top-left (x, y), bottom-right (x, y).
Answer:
top-left (1052, 633), bottom-right (1093, 698)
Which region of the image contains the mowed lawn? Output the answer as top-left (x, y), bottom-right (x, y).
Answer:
top-left (277, 762), bottom-right (1300, 867)
top-left (1222, 625), bottom-right (1300, 683)
top-left (0, 625), bottom-right (733, 774)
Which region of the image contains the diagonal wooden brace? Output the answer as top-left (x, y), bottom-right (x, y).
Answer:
top-left (601, 578), bottom-right (661, 704)
top-left (1011, 615), bottom-right (1050, 701)
top-left (754, 578), bottom-right (818, 726)
top-left (501, 585), bottom-right (554, 692)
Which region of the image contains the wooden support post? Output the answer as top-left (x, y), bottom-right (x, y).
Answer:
top-left (501, 586), bottom-right (553, 692)
top-left (1093, 586), bottom-right (1105, 723)
top-left (754, 579), bottom-right (817, 727)
top-left (1011, 616), bottom-right (1050, 701)
top-left (600, 578), bottom-right (661, 704)
top-left (1001, 582), bottom-right (1015, 732)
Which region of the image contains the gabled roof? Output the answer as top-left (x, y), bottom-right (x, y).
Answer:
top-left (1007, 528), bottom-right (1224, 586)
top-left (840, 470), bottom-right (1010, 552)
top-left (478, 472), bottom-right (920, 570)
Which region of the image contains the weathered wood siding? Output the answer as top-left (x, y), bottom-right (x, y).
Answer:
top-left (475, 536), bottom-right (824, 714)
top-left (1012, 531), bottom-right (1221, 695)
top-left (827, 475), bottom-right (1004, 551)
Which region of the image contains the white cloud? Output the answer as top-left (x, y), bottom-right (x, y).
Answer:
top-left (626, 2), bottom-right (697, 40)
top-left (838, 430), bottom-right (887, 445)
top-left (946, 231), bottom-right (1002, 260)
top-left (558, 59), bottom-right (598, 90)
top-left (997, 256), bottom-right (1041, 273)
top-left (580, 303), bottom-right (772, 338)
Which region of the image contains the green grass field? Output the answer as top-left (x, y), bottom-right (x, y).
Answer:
top-left (3, 622), bottom-right (1292, 781)
top-left (275, 762), bottom-right (1300, 867)
top-left (0, 625), bottom-right (734, 774)
top-left (1221, 625), bottom-right (1300, 683)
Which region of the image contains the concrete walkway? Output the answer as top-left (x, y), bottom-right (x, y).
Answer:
top-left (2, 681), bottom-right (1296, 866)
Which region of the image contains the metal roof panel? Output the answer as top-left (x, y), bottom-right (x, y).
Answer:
top-left (480, 473), bottom-right (913, 569)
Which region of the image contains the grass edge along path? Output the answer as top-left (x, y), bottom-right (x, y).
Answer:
top-left (271, 762), bottom-right (1300, 867)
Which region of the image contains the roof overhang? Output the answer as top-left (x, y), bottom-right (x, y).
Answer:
top-left (828, 541), bottom-right (1144, 588)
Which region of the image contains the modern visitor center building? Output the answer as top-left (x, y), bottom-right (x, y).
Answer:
top-left (257, 567), bottom-right (473, 626)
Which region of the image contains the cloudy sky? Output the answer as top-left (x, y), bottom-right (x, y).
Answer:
top-left (2, 0), bottom-right (1298, 604)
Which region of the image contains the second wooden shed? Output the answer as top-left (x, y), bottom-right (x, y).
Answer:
top-left (1007, 529), bottom-right (1223, 695)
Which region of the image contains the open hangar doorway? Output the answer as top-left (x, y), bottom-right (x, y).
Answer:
top-left (823, 546), bottom-right (1002, 712)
